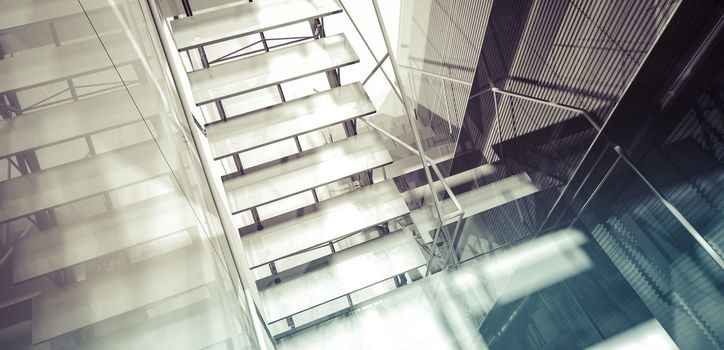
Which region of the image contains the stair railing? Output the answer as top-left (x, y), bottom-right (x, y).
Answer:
top-left (338, 0), bottom-right (466, 273)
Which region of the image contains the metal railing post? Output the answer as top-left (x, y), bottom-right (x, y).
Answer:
top-left (370, 0), bottom-right (465, 273)
top-left (338, 0), bottom-right (402, 102)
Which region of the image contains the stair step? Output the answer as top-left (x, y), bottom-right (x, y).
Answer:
top-left (452, 173), bottom-right (540, 216)
top-left (0, 274), bottom-right (53, 312)
top-left (410, 172), bottom-right (541, 239)
top-left (252, 245), bottom-right (332, 282)
top-left (187, 33), bottom-right (358, 106)
top-left (13, 192), bottom-right (196, 283)
top-left (0, 0), bottom-right (109, 31)
top-left (240, 179), bottom-right (409, 268)
top-left (224, 131), bottom-right (392, 214)
top-left (0, 33), bottom-right (138, 93)
top-left (259, 228), bottom-right (424, 323)
top-left (0, 141), bottom-right (169, 225)
top-left (0, 86), bottom-right (154, 158)
top-left (207, 83), bottom-right (375, 159)
top-left (31, 245), bottom-right (216, 344)
top-left (383, 143), bottom-right (456, 179)
top-left (405, 163), bottom-right (506, 202)
top-left (171, 0), bottom-right (342, 51)
top-left (74, 296), bottom-right (231, 350)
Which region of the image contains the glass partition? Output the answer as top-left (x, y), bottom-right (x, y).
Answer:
top-left (0, 0), bottom-right (260, 348)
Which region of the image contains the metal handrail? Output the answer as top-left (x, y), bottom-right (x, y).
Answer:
top-left (363, 53), bottom-right (389, 86)
top-left (369, 0), bottom-right (442, 220)
top-left (491, 87), bottom-right (601, 131)
top-left (357, 116), bottom-right (463, 217)
top-left (329, 0), bottom-right (465, 274)
top-left (399, 64), bottom-right (473, 87)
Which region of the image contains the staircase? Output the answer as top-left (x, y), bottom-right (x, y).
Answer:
top-left (168, 0), bottom-right (425, 337)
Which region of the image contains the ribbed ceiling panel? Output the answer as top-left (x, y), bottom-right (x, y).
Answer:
top-left (501, 0), bottom-right (681, 126)
top-left (466, 0), bottom-right (681, 165)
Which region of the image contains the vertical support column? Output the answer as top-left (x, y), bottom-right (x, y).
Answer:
top-left (0, 93), bottom-right (21, 119)
top-left (67, 79), bottom-right (79, 101)
top-left (309, 19), bottom-right (341, 89)
top-left (285, 316), bottom-right (295, 329)
top-left (50, 22), bottom-right (81, 105)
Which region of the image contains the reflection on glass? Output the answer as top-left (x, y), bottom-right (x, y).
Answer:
top-left (0, 0), bottom-right (258, 349)
top-left (574, 159), bottom-right (723, 350)
top-left (279, 229), bottom-right (600, 350)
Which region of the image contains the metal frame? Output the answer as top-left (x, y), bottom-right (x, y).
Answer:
top-left (160, 4), bottom-right (469, 341)
top-left (208, 36), bottom-right (315, 65)
top-left (144, 0), bottom-right (511, 340)
top-left (0, 19), bottom-right (144, 115)
top-left (267, 263), bottom-right (425, 340)
top-left (189, 3), bottom-right (307, 228)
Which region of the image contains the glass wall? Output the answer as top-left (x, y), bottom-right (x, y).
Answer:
top-left (0, 0), bottom-right (259, 348)
top-left (477, 9), bottom-right (724, 347)
top-left (430, 1), bottom-right (723, 349)
top-left (575, 159), bottom-right (723, 349)
top-left (479, 145), bottom-right (722, 349)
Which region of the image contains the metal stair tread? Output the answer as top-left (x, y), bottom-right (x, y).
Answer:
top-left (13, 191), bottom-right (197, 283)
top-left (187, 33), bottom-right (358, 105)
top-left (171, 0), bottom-right (342, 51)
top-left (259, 228), bottom-right (424, 323)
top-left (0, 141), bottom-right (169, 225)
top-left (0, 86), bottom-right (155, 158)
top-left (206, 82), bottom-right (375, 159)
top-left (31, 245), bottom-right (216, 344)
top-left (223, 131), bottom-right (392, 214)
top-left (240, 179), bottom-right (409, 268)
